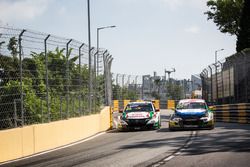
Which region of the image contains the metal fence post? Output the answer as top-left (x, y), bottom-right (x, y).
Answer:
top-left (18, 30), bottom-right (26, 126)
top-left (89, 47), bottom-right (94, 113)
top-left (103, 52), bottom-right (108, 105)
top-left (93, 51), bottom-right (98, 112)
top-left (242, 52), bottom-right (248, 102)
top-left (40, 98), bottom-right (44, 123)
top-left (208, 66), bottom-right (213, 103)
top-left (214, 63), bottom-right (219, 104)
top-left (60, 96), bottom-right (63, 119)
top-left (44, 34), bottom-right (50, 122)
top-left (79, 43), bottom-right (84, 115)
top-left (14, 100), bottom-right (17, 127)
top-left (107, 57), bottom-right (113, 105)
top-left (218, 61), bottom-right (224, 104)
top-left (135, 75), bottom-right (138, 95)
top-left (66, 39), bottom-right (73, 119)
top-left (204, 69), bottom-right (209, 102)
top-left (228, 62), bottom-right (232, 103)
top-left (122, 74), bottom-right (125, 100)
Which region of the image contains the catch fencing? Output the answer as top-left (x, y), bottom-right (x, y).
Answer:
top-left (0, 26), bottom-right (113, 130)
top-left (201, 49), bottom-right (250, 105)
top-left (112, 74), bottom-right (143, 101)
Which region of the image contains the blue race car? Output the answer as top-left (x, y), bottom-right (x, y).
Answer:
top-left (169, 99), bottom-right (214, 130)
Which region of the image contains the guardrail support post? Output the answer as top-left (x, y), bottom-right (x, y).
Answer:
top-left (18, 30), bottom-right (26, 126)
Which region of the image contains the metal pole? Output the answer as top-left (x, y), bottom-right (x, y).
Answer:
top-left (107, 58), bottom-right (113, 105)
top-left (105, 54), bottom-right (112, 105)
top-left (96, 26), bottom-right (116, 76)
top-left (66, 39), bottom-right (73, 119)
top-left (18, 30), bottom-right (26, 126)
top-left (215, 51), bottom-right (217, 64)
top-left (228, 62), bottom-right (232, 103)
top-left (93, 51), bottom-right (98, 112)
top-left (87, 0), bottom-right (92, 113)
top-left (135, 75), bottom-right (138, 94)
top-left (213, 64), bottom-right (219, 104)
top-left (218, 61), bottom-right (224, 104)
top-left (102, 50), bottom-right (107, 104)
top-left (79, 43), bottom-right (84, 115)
top-left (97, 29), bottom-right (100, 76)
top-left (41, 99), bottom-right (44, 123)
top-left (116, 74), bottom-right (120, 100)
top-left (242, 52), bottom-right (248, 102)
top-left (208, 66), bottom-right (213, 103)
top-left (204, 69), bottom-right (209, 102)
top-left (14, 100), bottom-right (17, 127)
top-left (122, 74), bottom-right (125, 100)
top-left (215, 49), bottom-right (224, 64)
top-left (103, 53), bottom-right (107, 105)
top-left (44, 34), bottom-right (50, 121)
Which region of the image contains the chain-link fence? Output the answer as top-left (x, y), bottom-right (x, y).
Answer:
top-left (0, 26), bottom-right (112, 130)
top-left (111, 73), bottom-right (186, 102)
top-left (201, 49), bottom-right (250, 105)
top-left (112, 74), bottom-right (143, 101)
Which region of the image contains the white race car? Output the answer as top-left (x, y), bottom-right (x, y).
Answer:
top-left (118, 101), bottom-right (161, 130)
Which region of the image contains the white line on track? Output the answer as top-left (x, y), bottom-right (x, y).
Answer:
top-left (0, 132), bottom-right (106, 165)
top-left (152, 131), bottom-right (197, 166)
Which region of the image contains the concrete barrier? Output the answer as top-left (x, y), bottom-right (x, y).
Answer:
top-left (212, 103), bottom-right (250, 124)
top-left (0, 107), bottom-right (111, 163)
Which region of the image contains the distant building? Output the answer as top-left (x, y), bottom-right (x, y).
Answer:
top-left (191, 74), bottom-right (201, 91)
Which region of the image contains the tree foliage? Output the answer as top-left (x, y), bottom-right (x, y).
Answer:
top-left (0, 37), bottom-right (98, 129)
top-left (166, 82), bottom-right (183, 100)
top-left (236, 0), bottom-right (250, 52)
top-left (204, 0), bottom-right (244, 36)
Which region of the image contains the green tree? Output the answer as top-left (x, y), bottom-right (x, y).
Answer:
top-left (236, 0), bottom-right (250, 52)
top-left (166, 82), bottom-right (183, 100)
top-left (7, 37), bottom-right (18, 57)
top-left (204, 0), bottom-right (243, 36)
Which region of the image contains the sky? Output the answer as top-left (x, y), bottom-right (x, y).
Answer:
top-left (0, 0), bottom-right (236, 79)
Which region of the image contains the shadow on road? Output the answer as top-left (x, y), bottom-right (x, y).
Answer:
top-left (180, 122), bottom-right (250, 155)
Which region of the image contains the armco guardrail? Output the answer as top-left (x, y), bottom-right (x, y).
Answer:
top-left (212, 103), bottom-right (250, 123)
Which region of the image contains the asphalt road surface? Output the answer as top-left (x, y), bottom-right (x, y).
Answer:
top-left (1, 109), bottom-right (250, 167)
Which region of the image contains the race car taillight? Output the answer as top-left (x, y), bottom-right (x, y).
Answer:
top-left (153, 113), bottom-right (157, 118)
top-left (146, 113), bottom-right (150, 118)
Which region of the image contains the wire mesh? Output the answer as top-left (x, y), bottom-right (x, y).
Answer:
top-left (201, 49), bottom-right (250, 105)
top-left (0, 26), bottom-right (109, 130)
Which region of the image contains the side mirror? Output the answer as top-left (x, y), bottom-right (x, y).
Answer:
top-left (119, 109), bottom-right (123, 113)
top-left (155, 108), bottom-right (160, 112)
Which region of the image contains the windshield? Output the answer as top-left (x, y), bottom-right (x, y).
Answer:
top-left (124, 103), bottom-right (153, 112)
top-left (176, 102), bottom-right (207, 110)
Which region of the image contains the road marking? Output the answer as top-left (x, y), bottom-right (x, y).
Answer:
top-left (164, 155), bottom-right (175, 161)
top-left (0, 132), bottom-right (106, 165)
top-left (151, 131), bottom-right (197, 166)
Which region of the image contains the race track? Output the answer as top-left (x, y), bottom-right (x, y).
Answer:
top-left (1, 110), bottom-right (250, 167)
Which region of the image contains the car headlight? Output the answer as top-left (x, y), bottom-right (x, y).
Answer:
top-left (120, 119), bottom-right (128, 125)
top-left (201, 111), bottom-right (212, 121)
top-left (171, 115), bottom-right (182, 122)
top-left (205, 111), bottom-right (209, 117)
top-left (147, 118), bottom-right (157, 124)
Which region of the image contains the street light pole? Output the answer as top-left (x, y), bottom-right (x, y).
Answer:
top-left (87, 0), bottom-right (92, 113)
top-left (215, 48), bottom-right (224, 64)
top-left (97, 25), bottom-right (116, 75)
